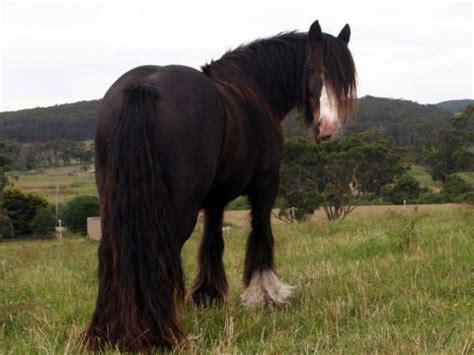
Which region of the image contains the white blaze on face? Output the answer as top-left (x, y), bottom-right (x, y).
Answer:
top-left (316, 82), bottom-right (339, 137)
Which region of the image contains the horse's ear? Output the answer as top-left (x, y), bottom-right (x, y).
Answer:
top-left (338, 24), bottom-right (351, 44)
top-left (309, 20), bottom-right (322, 45)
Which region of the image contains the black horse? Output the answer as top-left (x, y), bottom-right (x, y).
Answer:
top-left (85, 20), bottom-right (357, 351)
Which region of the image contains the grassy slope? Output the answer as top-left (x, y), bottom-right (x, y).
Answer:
top-left (1, 208), bottom-right (473, 353)
top-left (409, 165), bottom-right (474, 192)
top-left (7, 165), bottom-right (97, 204)
top-left (408, 165), bottom-right (442, 191)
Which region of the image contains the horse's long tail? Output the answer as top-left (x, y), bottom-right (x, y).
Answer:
top-left (85, 82), bottom-right (185, 351)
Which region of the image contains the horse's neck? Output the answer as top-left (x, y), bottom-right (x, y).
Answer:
top-left (244, 48), bottom-right (305, 118)
top-left (206, 36), bottom-right (306, 119)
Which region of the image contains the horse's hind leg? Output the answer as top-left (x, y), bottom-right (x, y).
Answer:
top-left (188, 206), bottom-right (228, 305)
top-left (241, 173), bottom-right (295, 309)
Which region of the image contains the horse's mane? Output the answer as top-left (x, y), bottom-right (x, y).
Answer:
top-left (202, 31), bottom-right (357, 120)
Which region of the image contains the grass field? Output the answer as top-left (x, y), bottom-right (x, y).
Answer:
top-left (409, 165), bottom-right (442, 191)
top-left (1, 207), bottom-right (473, 353)
top-left (8, 165), bottom-right (97, 204)
top-left (6, 164), bottom-right (473, 206)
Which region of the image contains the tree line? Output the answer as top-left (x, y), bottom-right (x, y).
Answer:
top-left (0, 103), bottom-right (473, 238)
top-left (277, 104), bottom-right (474, 221)
top-left (2, 96), bottom-right (470, 147)
top-left (0, 139), bottom-right (94, 170)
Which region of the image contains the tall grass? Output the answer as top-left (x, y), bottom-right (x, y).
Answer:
top-left (1, 207), bottom-right (473, 353)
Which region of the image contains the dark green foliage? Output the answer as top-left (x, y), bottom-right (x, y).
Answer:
top-left (2, 189), bottom-right (48, 237)
top-left (442, 175), bottom-right (473, 195)
top-left (416, 192), bottom-right (451, 204)
top-left (30, 206), bottom-right (57, 237)
top-left (0, 100), bottom-right (99, 142)
top-left (226, 196), bottom-right (250, 210)
top-left (277, 137), bottom-right (323, 221)
top-left (13, 140), bottom-right (94, 170)
top-left (423, 105), bottom-right (474, 182)
top-left (439, 175), bottom-right (474, 203)
top-left (382, 175), bottom-right (426, 204)
top-left (62, 195), bottom-right (99, 235)
top-left (346, 130), bottom-right (407, 195)
top-left (0, 213), bottom-right (14, 240)
top-left (436, 99), bottom-right (474, 113)
top-left (343, 96), bottom-right (452, 147)
top-left (0, 96), bottom-right (457, 145)
top-left (279, 130), bottom-right (407, 220)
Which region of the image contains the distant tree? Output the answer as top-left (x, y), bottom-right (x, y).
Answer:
top-left (62, 195), bottom-right (99, 235)
top-left (278, 130), bottom-right (407, 221)
top-left (2, 189), bottom-right (48, 237)
top-left (0, 213), bottom-right (14, 240)
top-left (319, 130), bottom-right (406, 219)
top-left (348, 130), bottom-right (406, 195)
top-left (382, 175), bottom-right (426, 204)
top-left (319, 148), bottom-right (360, 220)
top-left (277, 137), bottom-right (323, 221)
top-left (441, 175), bottom-right (473, 196)
top-left (0, 141), bottom-right (12, 238)
top-left (424, 104), bottom-right (474, 182)
top-left (30, 206), bottom-right (57, 237)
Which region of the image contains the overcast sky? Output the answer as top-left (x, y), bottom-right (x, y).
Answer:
top-left (0, 0), bottom-right (472, 111)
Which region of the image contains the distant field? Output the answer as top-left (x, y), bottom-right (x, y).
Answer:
top-left (223, 203), bottom-right (464, 228)
top-left (1, 207), bottom-right (473, 353)
top-left (409, 165), bottom-right (442, 191)
top-left (8, 164), bottom-right (470, 206)
top-left (7, 165), bottom-right (97, 203)
top-left (408, 165), bottom-right (474, 192)
top-left (458, 172), bottom-right (474, 186)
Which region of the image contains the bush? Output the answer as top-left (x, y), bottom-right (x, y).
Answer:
top-left (415, 192), bottom-right (451, 204)
top-left (31, 206), bottom-right (57, 237)
top-left (62, 195), bottom-right (99, 235)
top-left (0, 213), bottom-right (14, 240)
top-left (226, 196), bottom-right (249, 210)
top-left (355, 193), bottom-right (390, 206)
top-left (441, 175), bottom-right (473, 196)
top-left (459, 191), bottom-right (474, 204)
top-left (382, 175), bottom-right (426, 204)
top-left (2, 189), bottom-right (48, 237)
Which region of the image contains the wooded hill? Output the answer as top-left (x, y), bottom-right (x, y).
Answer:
top-left (0, 96), bottom-right (472, 145)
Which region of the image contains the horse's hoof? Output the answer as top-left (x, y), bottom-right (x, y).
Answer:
top-left (241, 269), bottom-right (296, 309)
top-left (187, 286), bottom-right (226, 307)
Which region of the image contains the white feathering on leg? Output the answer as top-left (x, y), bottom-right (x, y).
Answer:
top-left (241, 270), bottom-right (296, 309)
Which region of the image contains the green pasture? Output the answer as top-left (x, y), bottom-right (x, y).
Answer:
top-left (1, 207), bottom-right (473, 353)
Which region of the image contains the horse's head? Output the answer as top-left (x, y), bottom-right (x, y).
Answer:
top-left (303, 20), bottom-right (357, 140)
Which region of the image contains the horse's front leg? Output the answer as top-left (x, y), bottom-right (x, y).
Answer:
top-left (241, 173), bottom-right (295, 309)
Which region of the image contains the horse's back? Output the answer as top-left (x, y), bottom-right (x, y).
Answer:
top-left (95, 64), bottom-right (225, 212)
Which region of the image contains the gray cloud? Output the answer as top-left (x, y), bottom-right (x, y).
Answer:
top-left (1, 0), bottom-right (472, 111)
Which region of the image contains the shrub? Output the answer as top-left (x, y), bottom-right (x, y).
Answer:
top-left (2, 189), bottom-right (48, 237)
top-left (415, 192), bottom-right (451, 204)
top-left (0, 213), bottom-right (14, 240)
top-left (226, 196), bottom-right (249, 210)
top-left (382, 175), bottom-right (426, 204)
top-left (31, 206), bottom-right (57, 237)
top-left (460, 191), bottom-right (474, 204)
top-left (441, 175), bottom-right (473, 196)
top-left (62, 195), bottom-right (99, 235)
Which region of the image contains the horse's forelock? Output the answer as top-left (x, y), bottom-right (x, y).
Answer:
top-left (323, 35), bottom-right (357, 121)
